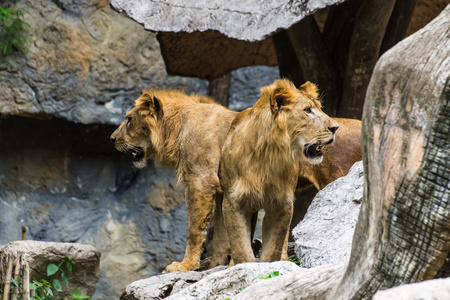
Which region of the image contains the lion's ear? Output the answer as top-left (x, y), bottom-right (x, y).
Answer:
top-left (269, 79), bottom-right (294, 115)
top-left (299, 81), bottom-right (319, 99)
top-left (151, 96), bottom-right (163, 120)
top-left (140, 93), bottom-right (164, 120)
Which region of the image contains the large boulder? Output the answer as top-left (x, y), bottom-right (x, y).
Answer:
top-left (0, 0), bottom-right (278, 125)
top-left (0, 0), bottom-right (207, 125)
top-left (373, 278), bottom-right (450, 300)
top-left (0, 241), bottom-right (100, 298)
top-left (121, 262), bottom-right (300, 300)
top-left (293, 161), bottom-right (363, 268)
top-left (110, 0), bottom-right (346, 42)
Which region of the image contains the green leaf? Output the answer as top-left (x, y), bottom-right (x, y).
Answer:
top-left (61, 271), bottom-right (69, 287)
top-left (53, 279), bottom-right (63, 292)
top-left (65, 256), bottom-right (73, 273)
top-left (73, 289), bottom-right (81, 296)
top-left (47, 263), bottom-right (59, 276)
top-left (268, 271), bottom-right (280, 278)
top-left (69, 289), bottom-right (90, 299)
top-left (9, 278), bottom-right (20, 287)
top-left (45, 286), bottom-right (53, 296)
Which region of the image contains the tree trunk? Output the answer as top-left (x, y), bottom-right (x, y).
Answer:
top-left (322, 0), bottom-right (361, 82)
top-left (287, 15), bottom-right (341, 116)
top-left (272, 31), bottom-right (305, 88)
top-left (380, 0), bottom-right (417, 55)
top-left (337, 0), bottom-right (396, 119)
top-left (236, 5), bottom-right (450, 299)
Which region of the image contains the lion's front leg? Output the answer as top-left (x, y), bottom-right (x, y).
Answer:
top-left (165, 183), bottom-right (216, 273)
top-left (223, 195), bottom-right (255, 265)
top-left (260, 196), bottom-right (293, 262)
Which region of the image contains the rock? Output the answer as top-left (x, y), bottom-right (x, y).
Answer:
top-left (0, 0), bottom-right (281, 125)
top-left (0, 240), bottom-right (100, 298)
top-left (292, 161), bottom-right (363, 268)
top-left (121, 266), bottom-right (226, 300)
top-left (373, 278), bottom-right (450, 300)
top-left (110, 0), bottom-right (346, 42)
top-left (0, 0), bottom-right (206, 125)
top-left (121, 261), bottom-right (300, 300)
top-left (0, 116), bottom-right (188, 300)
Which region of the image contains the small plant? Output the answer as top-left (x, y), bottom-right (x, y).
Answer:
top-left (0, 2), bottom-right (29, 54)
top-left (288, 254), bottom-right (301, 266)
top-left (233, 270), bottom-right (281, 296)
top-left (252, 271), bottom-right (280, 282)
top-left (6, 256), bottom-right (89, 300)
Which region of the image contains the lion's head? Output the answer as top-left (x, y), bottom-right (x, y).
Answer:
top-left (262, 79), bottom-right (339, 164)
top-left (110, 92), bottom-right (163, 169)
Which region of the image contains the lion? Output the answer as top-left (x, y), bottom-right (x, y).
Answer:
top-left (110, 89), bottom-right (238, 272)
top-left (110, 84), bottom-right (361, 272)
top-left (219, 79), bottom-right (339, 265)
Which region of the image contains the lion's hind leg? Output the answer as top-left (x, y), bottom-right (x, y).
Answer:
top-left (165, 179), bottom-right (217, 273)
top-left (209, 193), bottom-right (231, 268)
top-left (260, 196), bottom-right (294, 262)
top-left (223, 195), bottom-right (255, 265)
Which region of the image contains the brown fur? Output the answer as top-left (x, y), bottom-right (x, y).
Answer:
top-left (219, 79), bottom-right (339, 265)
top-left (297, 118), bottom-right (362, 190)
top-left (110, 84), bottom-right (362, 272)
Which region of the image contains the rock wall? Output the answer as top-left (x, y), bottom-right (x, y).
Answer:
top-left (0, 116), bottom-right (188, 299)
top-left (0, 0), bottom-right (278, 125)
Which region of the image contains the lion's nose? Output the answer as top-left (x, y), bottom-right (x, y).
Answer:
top-left (110, 136), bottom-right (116, 144)
top-left (328, 126), bottom-right (339, 134)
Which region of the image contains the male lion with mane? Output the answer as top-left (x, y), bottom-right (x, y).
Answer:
top-left (220, 79), bottom-right (338, 264)
top-left (111, 83), bottom-right (361, 272)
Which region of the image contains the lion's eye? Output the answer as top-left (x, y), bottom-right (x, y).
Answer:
top-left (126, 117), bottom-right (132, 125)
top-left (304, 107), bottom-right (312, 114)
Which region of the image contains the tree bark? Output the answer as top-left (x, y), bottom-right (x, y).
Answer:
top-left (287, 15), bottom-right (341, 116)
top-left (272, 31), bottom-right (305, 88)
top-left (322, 0), bottom-right (361, 82)
top-left (380, 0), bottom-right (417, 55)
top-left (337, 0), bottom-right (396, 119)
top-left (236, 5), bottom-right (450, 300)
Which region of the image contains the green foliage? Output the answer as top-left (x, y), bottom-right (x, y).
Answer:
top-left (0, 1), bottom-right (29, 55)
top-left (69, 289), bottom-right (90, 299)
top-left (233, 270), bottom-right (281, 296)
top-left (252, 271), bottom-right (280, 282)
top-left (288, 254), bottom-right (301, 266)
top-left (3, 256), bottom-right (89, 300)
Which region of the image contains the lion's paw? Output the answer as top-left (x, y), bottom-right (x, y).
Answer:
top-left (165, 261), bottom-right (198, 273)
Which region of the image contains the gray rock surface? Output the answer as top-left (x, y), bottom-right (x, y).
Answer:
top-left (229, 66), bottom-right (280, 111)
top-left (0, 0), bottom-right (207, 125)
top-left (0, 241), bottom-right (100, 298)
top-left (0, 116), bottom-right (188, 300)
top-left (121, 266), bottom-right (226, 300)
top-left (0, 0), bottom-right (279, 125)
top-left (373, 278), bottom-right (450, 300)
top-left (293, 161), bottom-right (363, 268)
top-left (110, 0), bottom-right (346, 42)
top-left (122, 261), bottom-right (300, 300)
